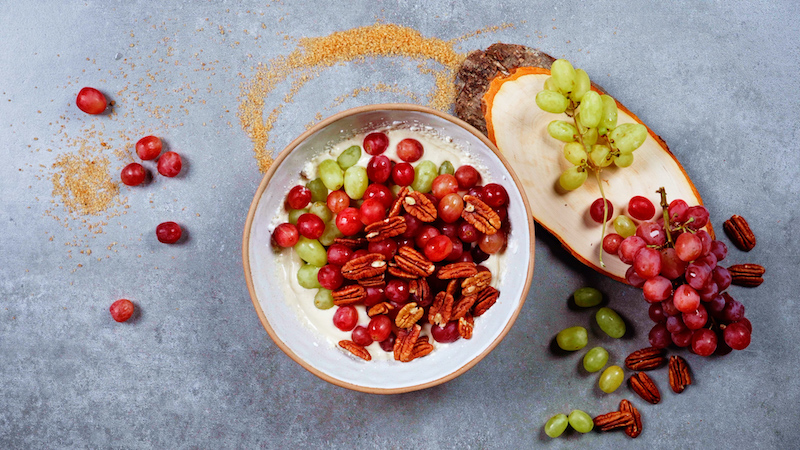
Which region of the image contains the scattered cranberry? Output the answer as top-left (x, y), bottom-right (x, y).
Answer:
top-left (109, 299), bottom-right (134, 322)
top-left (392, 162), bottom-right (415, 186)
top-left (364, 286), bottom-right (387, 307)
top-left (396, 138), bottom-right (424, 162)
top-left (136, 135), bottom-right (163, 160)
top-left (76, 87), bottom-right (107, 114)
top-left (379, 333), bottom-right (396, 352)
top-left (363, 132), bottom-right (389, 155)
top-left (273, 223), bottom-right (299, 248)
top-left (156, 221), bottom-right (182, 244)
top-left (157, 151), bottom-right (182, 177)
top-left (401, 215), bottom-right (422, 238)
top-left (457, 222), bottom-right (480, 243)
top-left (287, 185), bottom-right (312, 210)
top-left (333, 305), bottom-right (358, 331)
top-left (368, 239), bottom-right (398, 260)
top-left (414, 225), bottom-right (440, 248)
top-left (120, 163), bottom-right (146, 186)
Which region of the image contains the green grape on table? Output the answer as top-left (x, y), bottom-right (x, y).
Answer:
top-left (314, 288), bottom-right (334, 310)
top-left (544, 414), bottom-right (569, 438)
top-left (570, 68), bottom-right (591, 102)
top-left (438, 160), bottom-right (455, 176)
top-left (343, 166), bottom-right (368, 200)
top-left (577, 91), bottom-right (602, 129)
top-left (294, 236), bottom-right (328, 267)
top-left (411, 160), bottom-right (438, 193)
top-left (568, 410), bottom-right (594, 433)
top-left (288, 208), bottom-right (308, 225)
top-left (563, 142), bottom-right (588, 166)
top-left (550, 59), bottom-right (576, 95)
top-left (306, 178), bottom-right (328, 203)
top-left (583, 346), bottom-right (609, 373)
top-left (596, 307), bottom-right (626, 338)
top-left (547, 120), bottom-right (577, 142)
top-left (613, 215), bottom-right (636, 238)
top-left (613, 153), bottom-right (634, 168)
top-left (297, 264), bottom-right (322, 289)
top-left (599, 365), bottom-right (624, 393)
top-left (319, 159), bottom-right (344, 190)
top-left (535, 90), bottom-right (569, 114)
top-left (556, 326), bottom-right (588, 351)
top-left (573, 287), bottom-right (602, 307)
top-left (609, 123), bottom-right (648, 153)
top-left (598, 94), bottom-right (618, 133)
top-left (336, 145), bottom-right (361, 169)
top-left (308, 201), bottom-right (333, 223)
top-left (318, 220), bottom-right (343, 246)
top-left (559, 166), bottom-right (588, 190)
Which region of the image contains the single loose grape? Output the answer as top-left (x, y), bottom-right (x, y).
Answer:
top-left (306, 178), bottom-right (328, 203)
top-left (568, 410), bottom-right (594, 433)
top-left (411, 160), bottom-right (438, 193)
top-left (609, 123), bottom-right (648, 153)
top-left (583, 347), bottom-right (609, 373)
top-left (343, 166), bottom-right (369, 200)
top-left (613, 215), bottom-right (637, 238)
top-left (535, 90), bottom-right (569, 114)
top-left (319, 159), bottom-right (344, 191)
top-left (308, 202), bottom-right (333, 223)
top-left (573, 287), bottom-right (602, 307)
top-left (570, 69), bottom-right (591, 102)
top-left (336, 145), bottom-right (361, 169)
top-left (563, 142), bottom-right (587, 166)
top-left (438, 160), bottom-right (455, 176)
top-left (596, 307), bottom-right (626, 338)
top-left (297, 264), bottom-right (322, 289)
top-left (544, 414), bottom-right (569, 438)
top-left (578, 91), bottom-right (602, 129)
top-left (314, 289), bottom-right (334, 310)
top-left (294, 237), bottom-right (328, 267)
top-left (556, 326), bottom-right (588, 351)
top-left (559, 166), bottom-right (587, 190)
top-left (547, 120), bottom-right (577, 142)
top-left (599, 365), bottom-right (624, 393)
top-left (288, 208), bottom-right (308, 225)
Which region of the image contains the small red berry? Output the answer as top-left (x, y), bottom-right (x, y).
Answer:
top-left (156, 221), bottom-right (182, 244)
top-left (76, 87), bottom-right (107, 114)
top-left (157, 152), bottom-right (182, 177)
top-left (136, 135), bottom-right (163, 160)
top-left (109, 299), bottom-right (135, 322)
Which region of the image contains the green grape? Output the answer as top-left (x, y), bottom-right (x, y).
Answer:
top-left (583, 347), bottom-right (609, 373)
top-left (390, 184), bottom-right (404, 196)
top-left (288, 208), bottom-right (308, 225)
top-left (613, 215), bottom-right (636, 238)
top-left (308, 201), bottom-right (333, 223)
top-left (314, 289), bottom-right (334, 310)
top-left (568, 410), bottom-right (594, 433)
top-left (535, 90), bottom-right (569, 114)
top-left (570, 69), bottom-right (591, 102)
top-left (544, 414), bottom-right (569, 438)
top-left (438, 160), bottom-right (455, 176)
top-left (578, 91), bottom-right (602, 129)
top-left (306, 178), bottom-right (328, 203)
top-left (589, 144), bottom-right (613, 168)
top-left (573, 287), bottom-right (602, 307)
top-left (547, 120), bottom-right (577, 142)
top-left (297, 264), bottom-right (322, 289)
top-left (609, 123), bottom-right (648, 153)
top-left (411, 160), bottom-right (438, 193)
top-left (559, 167), bottom-right (587, 190)
top-left (318, 220), bottom-right (343, 246)
top-left (556, 326), bottom-right (588, 351)
top-left (343, 166), bottom-right (368, 200)
top-left (319, 159), bottom-right (344, 191)
top-left (550, 59), bottom-right (576, 95)
top-left (294, 236), bottom-right (327, 267)
top-left (337, 145), bottom-right (361, 169)
top-left (581, 127), bottom-right (598, 146)
top-left (596, 307), bottom-right (626, 338)
top-left (599, 365), bottom-right (624, 393)
top-left (543, 76), bottom-right (558, 92)
top-left (598, 95), bottom-right (618, 133)
top-left (563, 142), bottom-right (588, 166)
top-left (614, 153), bottom-right (634, 168)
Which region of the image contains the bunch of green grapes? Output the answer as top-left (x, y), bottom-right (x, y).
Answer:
top-left (535, 59), bottom-right (649, 190)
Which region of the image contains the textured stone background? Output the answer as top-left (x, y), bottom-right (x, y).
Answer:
top-left (1, 1), bottom-right (798, 448)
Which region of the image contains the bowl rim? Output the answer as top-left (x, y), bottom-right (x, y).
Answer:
top-left (242, 103), bottom-right (535, 394)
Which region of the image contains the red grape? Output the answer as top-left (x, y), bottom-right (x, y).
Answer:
top-left (590, 198), bottom-right (614, 223)
top-left (666, 315), bottom-right (688, 334)
top-left (675, 232), bottom-right (702, 262)
top-left (136, 135), bottom-right (162, 160)
top-left (648, 323), bottom-right (670, 349)
top-left (120, 163), bottom-right (146, 186)
top-left (366, 155), bottom-right (392, 183)
top-left (364, 286), bottom-right (387, 307)
top-left (671, 329), bottom-right (693, 347)
top-left (76, 87), bottom-right (107, 114)
top-left (673, 285), bottom-right (700, 313)
top-left (683, 304), bottom-right (708, 330)
top-left (618, 236), bottom-right (646, 264)
top-left (636, 222), bottom-right (666, 246)
top-left (625, 266), bottom-right (646, 288)
top-left (333, 305), bottom-right (358, 331)
top-left (156, 221), bottom-right (182, 244)
top-left (445, 238), bottom-right (464, 261)
top-left (363, 132), bottom-right (389, 155)
top-left (478, 230), bottom-right (505, 254)
top-left (351, 326), bottom-right (373, 347)
top-left (327, 190), bottom-right (350, 214)
top-left (287, 185), bottom-right (312, 210)
top-left (685, 262), bottom-right (711, 290)
top-left (157, 151), bottom-right (182, 177)
top-left (438, 193), bottom-right (464, 223)
top-left (602, 233), bottom-right (623, 254)
top-left (273, 223), bottom-right (299, 247)
top-left (359, 198), bottom-right (386, 225)
top-left (401, 215), bottom-right (422, 238)
top-left (379, 334), bottom-right (396, 352)
top-left (660, 248), bottom-right (687, 280)
top-left (317, 264), bottom-right (344, 290)
top-left (335, 207), bottom-right (363, 236)
top-left (392, 162), bottom-right (415, 186)
top-left (643, 276), bottom-right (673, 302)
top-left (326, 244), bottom-right (353, 266)
top-left (368, 315), bottom-right (392, 342)
top-left (648, 303), bottom-right (666, 323)
top-left (396, 138), bottom-right (424, 162)
top-left (481, 183), bottom-right (509, 208)
top-left (363, 183), bottom-right (394, 209)
top-left (662, 298), bottom-right (680, 316)
top-left (457, 222), bottom-right (479, 244)
top-left (385, 279), bottom-right (409, 304)
top-left (691, 328), bottom-right (717, 356)
top-left (720, 295), bottom-right (745, 323)
top-left (368, 239), bottom-right (397, 260)
top-left (710, 240), bottom-right (728, 261)
top-left (296, 213), bottom-right (325, 239)
top-left (425, 235), bottom-right (454, 262)
top-left (686, 205), bottom-right (709, 229)
top-left (699, 282), bottom-right (720, 302)
top-left (431, 322), bottom-right (460, 343)
top-left (634, 247), bottom-right (662, 279)
top-left (454, 165), bottom-right (481, 189)
top-left (724, 322), bottom-right (751, 350)
top-left (668, 199), bottom-right (689, 223)
top-left (439, 223), bottom-right (459, 239)
top-left (712, 266), bottom-right (732, 290)
top-left (431, 174), bottom-right (459, 199)
top-left (109, 299), bottom-right (134, 322)
top-left (414, 225), bottom-right (440, 248)
top-left (628, 196), bottom-right (655, 220)
top-left (471, 245), bottom-right (490, 264)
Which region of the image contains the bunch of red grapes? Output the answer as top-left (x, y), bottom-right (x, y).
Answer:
top-left (601, 190), bottom-right (751, 356)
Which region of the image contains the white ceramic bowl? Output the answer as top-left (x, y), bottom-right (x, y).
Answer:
top-left (243, 104), bottom-right (535, 393)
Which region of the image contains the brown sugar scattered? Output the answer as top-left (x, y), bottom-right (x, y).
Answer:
top-left (51, 143), bottom-right (120, 217)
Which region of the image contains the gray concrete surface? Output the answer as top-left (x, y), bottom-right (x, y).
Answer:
top-left (1, 0), bottom-right (798, 448)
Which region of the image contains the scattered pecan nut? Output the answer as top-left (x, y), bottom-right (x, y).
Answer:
top-left (357, 274), bottom-right (385, 287)
top-left (409, 278), bottom-right (432, 306)
top-left (629, 372), bottom-right (661, 404)
top-left (473, 286), bottom-right (499, 316)
top-left (387, 264), bottom-right (419, 279)
top-left (436, 261), bottom-right (478, 280)
top-left (625, 347), bottom-right (667, 371)
top-left (429, 291), bottom-right (454, 326)
top-left (723, 214), bottom-right (756, 251)
top-left (458, 315), bottom-right (474, 339)
top-left (365, 216), bottom-right (407, 241)
top-left (333, 237), bottom-right (367, 249)
top-left (394, 246), bottom-right (436, 278)
top-left (461, 271), bottom-right (492, 296)
top-left (394, 324), bottom-right (422, 362)
top-left (338, 340), bottom-right (371, 361)
top-left (619, 399), bottom-right (642, 438)
top-left (367, 302), bottom-right (394, 317)
top-left (408, 338), bottom-right (434, 361)
top-left (461, 194), bottom-right (501, 235)
top-left (387, 187), bottom-right (409, 217)
top-left (332, 285), bottom-right (367, 306)
top-left (341, 253), bottom-right (387, 280)
top-left (402, 190), bottom-right (437, 222)
top-left (729, 263), bottom-right (765, 287)
top-left (593, 411), bottom-right (634, 431)
top-left (395, 302), bottom-right (424, 328)
top-left (452, 294), bottom-right (478, 320)
top-left (668, 355), bottom-right (692, 393)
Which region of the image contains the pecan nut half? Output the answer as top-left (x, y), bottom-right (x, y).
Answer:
top-left (395, 302), bottom-right (424, 329)
top-left (338, 340), bottom-right (371, 361)
top-left (461, 194), bottom-right (501, 235)
top-left (365, 216), bottom-right (407, 241)
top-left (388, 187), bottom-right (409, 217)
top-left (619, 399), bottom-right (642, 438)
top-left (429, 291), bottom-right (454, 326)
top-left (408, 338), bottom-right (434, 361)
top-left (729, 263), bottom-right (765, 287)
top-left (668, 355), bottom-right (692, 393)
top-left (402, 190), bottom-right (438, 222)
top-left (629, 372), bottom-right (661, 404)
top-left (436, 261), bottom-right (478, 280)
top-left (341, 253), bottom-right (387, 280)
top-left (458, 315), bottom-right (474, 339)
top-left (625, 347), bottom-right (667, 371)
top-left (394, 246), bottom-right (435, 277)
top-left (593, 411), bottom-right (634, 431)
top-left (723, 214), bottom-right (756, 251)
top-left (387, 264), bottom-right (420, 279)
top-left (473, 286), bottom-right (499, 316)
top-left (333, 237), bottom-right (367, 249)
top-left (357, 274), bottom-right (385, 287)
top-left (393, 324), bottom-right (421, 362)
top-left (461, 271), bottom-right (492, 296)
top-left (367, 302), bottom-right (394, 317)
top-left (409, 278), bottom-right (433, 307)
top-left (332, 285), bottom-right (367, 306)
top-left (452, 294), bottom-right (478, 320)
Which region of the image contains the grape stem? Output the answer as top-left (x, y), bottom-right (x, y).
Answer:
top-left (657, 187), bottom-right (673, 246)
top-left (597, 170), bottom-right (608, 267)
